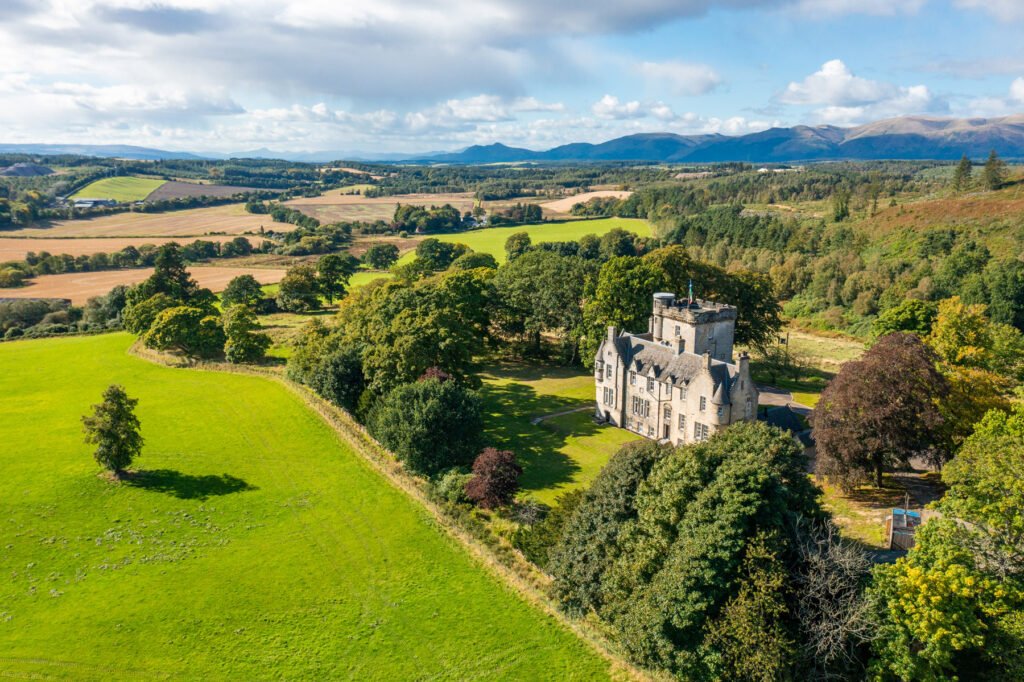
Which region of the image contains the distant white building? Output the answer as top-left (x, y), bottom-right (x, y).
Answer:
top-left (594, 290), bottom-right (758, 445)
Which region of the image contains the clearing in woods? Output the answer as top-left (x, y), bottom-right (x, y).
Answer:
top-left (2, 204), bottom-right (287, 238)
top-left (397, 217), bottom-right (653, 264)
top-left (0, 266), bottom-right (288, 304)
top-left (70, 177), bottom-right (167, 202)
top-left (0, 334), bottom-right (611, 679)
top-left (0, 236), bottom-right (272, 262)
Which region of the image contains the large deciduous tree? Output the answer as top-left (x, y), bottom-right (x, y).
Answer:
top-left (368, 377), bottom-right (484, 476)
top-left (223, 305), bottom-right (271, 364)
top-left (814, 333), bottom-right (949, 488)
top-left (143, 306), bottom-right (225, 358)
top-left (82, 384), bottom-right (143, 478)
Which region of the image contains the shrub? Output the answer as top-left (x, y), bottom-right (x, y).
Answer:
top-left (513, 490), bottom-right (584, 568)
top-left (465, 447), bottom-right (522, 509)
top-left (435, 468), bottom-right (473, 505)
top-left (307, 346), bottom-right (365, 412)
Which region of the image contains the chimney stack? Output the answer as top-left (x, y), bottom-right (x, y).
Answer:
top-left (704, 351), bottom-right (713, 372)
top-left (607, 325), bottom-right (618, 343)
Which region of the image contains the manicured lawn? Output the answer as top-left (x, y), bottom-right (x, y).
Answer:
top-left (399, 217), bottom-right (652, 264)
top-left (70, 176), bottom-right (167, 202)
top-left (478, 362), bottom-right (640, 505)
top-left (0, 334), bottom-right (610, 680)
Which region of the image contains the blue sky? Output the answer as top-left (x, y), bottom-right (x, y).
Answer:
top-left (0, 0), bottom-right (1021, 153)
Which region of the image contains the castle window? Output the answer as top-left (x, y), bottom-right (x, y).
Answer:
top-left (605, 365), bottom-right (612, 380)
top-left (629, 371), bottom-right (636, 386)
top-left (647, 425), bottom-right (654, 437)
top-left (700, 396), bottom-right (707, 411)
top-left (678, 414), bottom-right (686, 430)
top-left (674, 325), bottom-right (681, 337)
top-left (745, 398), bottom-right (753, 419)
top-left (664, 405), bottom-right (671, 420)
top-left (694, 422), bottom-right (709, 441)
top-left (679, 386), bottom-right (688, 400)
top-left (717, 406), bottom-right (724, 418)
top-left (603, 387), bottom-right (614, 406)
top-left (647, 378), bottom-right (654, 391)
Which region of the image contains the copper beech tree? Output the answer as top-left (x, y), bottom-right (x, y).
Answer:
top-left (813, 333), bottom-right (949, 489)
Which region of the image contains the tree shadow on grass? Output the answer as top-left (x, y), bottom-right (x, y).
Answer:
top-left (478, 378), bottom-right (592, 494)
top-left (124, 469), bottom-right (257, 500)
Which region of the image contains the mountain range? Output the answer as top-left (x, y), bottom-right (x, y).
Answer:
top-left (1, 115), bottom-right (1022, 164)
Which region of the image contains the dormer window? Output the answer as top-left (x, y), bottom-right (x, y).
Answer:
top-left (647, 378), bottom-right (655, 391)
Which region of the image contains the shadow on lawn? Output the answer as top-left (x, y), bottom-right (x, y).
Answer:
top-left (478, 378), bottom-right (596, 494)
top-left (125, 469), bottom-right (257, 500)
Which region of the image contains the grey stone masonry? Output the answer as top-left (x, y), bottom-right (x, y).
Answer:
top-left (594, 292), bottom-right (758, 446)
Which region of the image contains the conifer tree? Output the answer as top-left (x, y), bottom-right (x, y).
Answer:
top-left (952, 154), bottom-right (972, 191)
top-left (983, 149), bottom-right (1006, 190)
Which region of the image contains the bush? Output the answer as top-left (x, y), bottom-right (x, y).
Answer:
top-left (307, 346), bottom-right (365, 412)
top-left (435, 468), bottom-right (473, 505)
top-left (513, 490), bottom-right (584, 568)
top-left (465, 447), bottom-right (522, 509)
top-left (368, 378), bottom-right (483, 476)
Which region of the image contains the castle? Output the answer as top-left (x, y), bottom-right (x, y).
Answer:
top-left (594, 290), bottom-right (758, 445)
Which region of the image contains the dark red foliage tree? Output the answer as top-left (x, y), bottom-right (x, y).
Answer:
top-left (813, 332), bottom-right (949, 489)
top-left (418, 366), bottom-right (452, 383)
top-left (465, 448), bottom-right (522, 509)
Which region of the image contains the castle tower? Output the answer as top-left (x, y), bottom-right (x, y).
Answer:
top-left (649, 291), bottom-right (736, 363)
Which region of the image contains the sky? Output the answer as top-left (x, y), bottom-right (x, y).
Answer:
top-left (1, 0), bottom-right (1023, 154)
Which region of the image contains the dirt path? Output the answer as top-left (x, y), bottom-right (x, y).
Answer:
top-left (530, 404), bottom-right (595, 425)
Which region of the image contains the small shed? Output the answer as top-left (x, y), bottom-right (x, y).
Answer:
top-left (885, 508), bottom-right (922, 550)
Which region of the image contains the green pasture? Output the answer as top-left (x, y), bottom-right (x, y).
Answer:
top-left (478, 363), bottom-right (640, 505)
top-left (399, 217), bottom-right (652, 265)
top-left (0, 334), bottom-right (610, 679)
top-left (70, 176), bottom-right (167, 202)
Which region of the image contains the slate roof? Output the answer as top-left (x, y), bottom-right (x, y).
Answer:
top-left (603, 331), bottom-right (737, 404)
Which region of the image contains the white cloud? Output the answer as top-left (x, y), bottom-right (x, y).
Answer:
top-left (592, 95), bottom-right (645, 119)
top-left (779, 59), bottom-right (946, 125)
top-left (780, 59), bottom-right (892, 106)
top-left (794, 0), bottom-right (926, 16)
top-left (1012, 77), bottom-right (1024, 103)
top-left (638, 61), bottom-right (721, 96)
top-left (954, 0), bottom-right (1024, 21)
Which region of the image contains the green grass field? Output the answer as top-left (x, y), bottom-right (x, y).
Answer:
top-left (71, 176), bottom-right (167, 202)
top-left (478, 363), bottom-right (640, 505)
top-left (399, 217), bottom-right (652, 265)
top-left (0, 334), bottom-right (611, 679)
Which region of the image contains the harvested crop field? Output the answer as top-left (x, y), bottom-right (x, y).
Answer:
top-left (146, 180), bottom-right (262, 201)
top-left (286, 192), bottom-right (476, 223)
top-left (0, 235), bottom-right (272, 261)
top-left (540, 190), bottom-right (632, 214)
top-left (4, 204), bottom-right (289, 238)
top-left (0, 266), bottom-right (287, 304)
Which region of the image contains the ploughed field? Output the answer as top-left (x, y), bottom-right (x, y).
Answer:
top-left (0, 265), bottom-right (288, 304)
top-left (284, 191), bottom-right (479, 224)
top-left (0, 235), bottom-right (272, 262)
top-left (0, 334), bottom-right (611, 680)
top-left (538, 190), bottom-right (633, 215)
top-left (2, 204), bottom-right (286, 238)
top-left (145, 180), bottom-right (260, 201)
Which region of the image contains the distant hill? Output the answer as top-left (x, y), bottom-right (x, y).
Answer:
top-left (424, 115), bottom-right (1024, 164)
top-left (0, 144), bottom-right (205, 161)
top-left (0, 162), bottom-right (54, 177)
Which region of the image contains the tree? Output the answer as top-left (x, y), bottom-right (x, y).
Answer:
top-left (465, 447), bottom-right (522, 509)
top-left (832, 186), bottom-right (851, 222)
top-left (872, 299), bottom-right (938, 339)
top-left (221, 274), bottom-right (264, 309)
top-left (414, 238), bottom-right (469, 271)
top-left (368, 378), bottom-right (484, 476)
top-left (450, 252), bottom-right (498, 270)
top-left (82, 384), bottom-right (143, 477)
top-left (983, 149), bottom-right (1007, 190)
top-left (276, 264), bottom-right (321, 312)
top-left (143, 306), bottom-right (225, 358)
top-left (504, 232), bottom-right (531, 261)
top-left (317, 253), bottom-right (359, 303)
top-left (137, 243), bottom-right (200, 302)
top-left (362, 243), bottom-right (400, 270)
top-left (814, 333), bottom-right (949, 488)
top-left (306, 345), bottom-right (365, 412)
top-left (869, 406), bottom-right (1024, 681)
top-left (598, 228), bottom-right (638, 259)
top-left (953, 154), bottom-right (973, 192)
top-left (513, 490), bottom-right (585, 568)
top-left (598, 423), bottom-right (822, 678)
top-left (223, 305), bottom-right (271, 364)
top-left (550, 440), bottom-right (667, 615)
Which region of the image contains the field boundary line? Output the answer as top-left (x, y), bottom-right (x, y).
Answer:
top-left (128, 340), bottom-right (650, 682)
